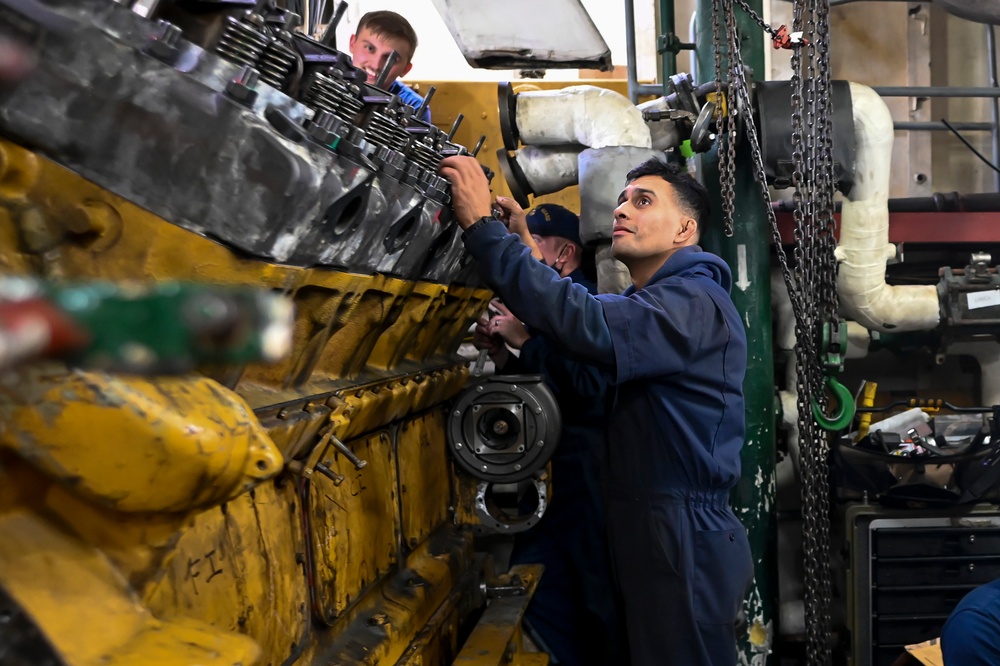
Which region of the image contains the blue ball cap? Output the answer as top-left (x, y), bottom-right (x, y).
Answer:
top-left (525, 204), bottom-right (582, 246)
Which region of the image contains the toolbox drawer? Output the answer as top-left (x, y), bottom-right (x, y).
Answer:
top-left (874, 556), bottom-right (1000, 586)
top-left (875, 527), bottom-right (1000, 557)
top-left (873, 586), bottom-right (977, 615)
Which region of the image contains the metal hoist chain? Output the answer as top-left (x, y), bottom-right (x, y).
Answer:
top-left (712, 0), bottom-right (736, 237)
top-left (791, 1), bottom-right (837, 662)
top-left (709, 0), bottom-right (838, 664)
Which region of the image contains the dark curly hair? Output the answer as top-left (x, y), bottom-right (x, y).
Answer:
top-left (625, 158), bottom-right (711, 230)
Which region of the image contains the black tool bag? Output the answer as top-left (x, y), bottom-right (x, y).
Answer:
top-left (831, 408), bottom-right (1000, 509)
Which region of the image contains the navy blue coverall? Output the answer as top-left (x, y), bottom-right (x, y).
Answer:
top-left (464, 219), bottom-right (754, 666)
top-left (942, 578), bottom-right (1000, 665)
top-left (500, 268), bottom-right (624, 666)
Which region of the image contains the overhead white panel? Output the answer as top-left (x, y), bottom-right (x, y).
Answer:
top-left (431, 0), bottom-right (612, 70)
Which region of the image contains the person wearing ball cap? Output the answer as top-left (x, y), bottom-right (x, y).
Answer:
top-left (524, 203), bottom-right (589, 280)
top-left (472, 197), bottom-right (622, 666)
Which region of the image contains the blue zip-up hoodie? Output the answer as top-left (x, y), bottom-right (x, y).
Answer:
top-left (390, 80), bottom-right (431, 123)
top-left (464, 218), bottom-right (747, 496)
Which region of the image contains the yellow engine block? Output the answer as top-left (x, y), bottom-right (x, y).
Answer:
top-left (0, 130), bottom-right (542, 665)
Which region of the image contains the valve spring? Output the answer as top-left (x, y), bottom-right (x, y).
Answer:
top-left (409, 140), bottom-right (442, 174)
top-left (216, 15), bottom-right (269, 68)
top-left (305, 72), bottom-right (363, 122)
top-left (366, 112), bottom-right (410, 151)
top-left (259, 39), bottom-right (297, 91)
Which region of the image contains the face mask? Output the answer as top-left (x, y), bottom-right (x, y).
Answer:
top-left (541, 244), bottom-right (569, 272)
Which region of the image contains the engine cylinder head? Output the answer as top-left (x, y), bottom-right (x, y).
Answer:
top-left (259, 34), bottom-right (297, 91)
top-left (366, 112), bottom-right (411, 152)
top-left (216, 14), bottom-right (270, 69)
top-left (304, 71), bottom-right (364, 123)
top-left (408, 140), bottom-right (442, 175)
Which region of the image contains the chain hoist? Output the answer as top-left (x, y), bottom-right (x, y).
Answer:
top-left (709, 1), bottom-right (842, 663)
top-left (712, 0), bottom-right (736, 237)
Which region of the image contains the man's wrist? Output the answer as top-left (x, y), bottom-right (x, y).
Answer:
top-left (462, 215), bottom-right (495, 239)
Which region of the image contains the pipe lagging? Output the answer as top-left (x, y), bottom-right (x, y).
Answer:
top-left (512, 145), bottom-right (583, 196)
top-left (514, 85), bottom-right (652, 149)
top-left (835, 82), bottom-right (940, 332)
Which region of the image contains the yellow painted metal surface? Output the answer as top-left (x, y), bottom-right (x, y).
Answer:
top-left (312, 275), bottom-right (416, 381)
top-left (0, 78), bottom-right (565, 665)
top-left (370, 281), bottom-right (448, 370)
top-left (454, 565), bottom-right (548, 666)
top-left (238, 269), bottom-right (379, 394)
top-left (0, 367), bottom-right (282, 513)
top-left (398, 410), bottom-right (452, 550)
top-left (0, 509), bottom-right (261, 666)
top-left (311, 527), bottom-right (480, 666)
top-left (142, 479), bottom-right (312, 666)
top-left (309, 429), bottom-right (401, 623)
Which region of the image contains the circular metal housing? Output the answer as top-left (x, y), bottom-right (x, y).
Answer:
top-left (495, 149), bottom-right (533, 210)
top-left (689, 101), bottom-right (717, 153)
top-left (448, 375), bottom-right (560, 483)
top-left (473, 478), bottom-right (548, 534)
top-left (498, 82), bottom-right (520, 151)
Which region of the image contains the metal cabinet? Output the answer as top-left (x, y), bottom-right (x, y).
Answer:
top-left (844, 503), bottom-right (1000, 666)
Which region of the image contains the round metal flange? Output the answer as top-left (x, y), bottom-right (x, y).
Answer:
top-left (473, 477), bottom-right (548, 534)
top-left (498, 81), bottom-right (520, 151)
top-left (495, 149), bottom-right (532, 210)
top-left (447, 375), bottom-right (560, 483)
top-left (689, 101), bottom-right (717, 153)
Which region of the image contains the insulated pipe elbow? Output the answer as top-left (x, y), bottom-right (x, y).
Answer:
top-left (515, 85), bottom-right (652, 149)
top-left (835, 82), bottom-right (941, 332)
top-left (513, 145), bottom-right (583, 196)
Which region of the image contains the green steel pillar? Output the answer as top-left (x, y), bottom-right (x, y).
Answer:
top-left (694, 2), bottom-right (778, 663)
top-left (657, 0), bottom-right (678, 81)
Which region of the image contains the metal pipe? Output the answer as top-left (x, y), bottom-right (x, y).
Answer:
top-left (625, 0), bottom-right (639, 104)
top-left (987, 25), bottom-right (1000, 191)
top-left (694, 1), bottom-right (777, 661)
top-left (659, 0), bottom-right (677, 82)
top-left (773, 191), bottom-right (1000, 213)
top-left (635, 83), bottom-right (665, 97)
top-left (873, 86), bottom-right (1000, 98)
top-left (689, 10), bottom-right (699, 84)
top-left (838, 83), bottom-right (940, 333)
top-left (895, 121), bottom-right (994, 131)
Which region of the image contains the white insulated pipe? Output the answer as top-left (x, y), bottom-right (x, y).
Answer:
top-left (511, 145), bottom-right (582, 196)
top-left (836, 82), bottom-right (941, 333)
top-left (514, 85), bottom-right (652, 150)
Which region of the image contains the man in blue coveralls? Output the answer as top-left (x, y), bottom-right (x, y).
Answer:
top-left (439, 154), bottom-right (753, 665)
top-left (474, 201), bottom-right (623, 666)
top-left (348, 11), bottom-right (431, 123)
top-left (941, 578), bottom-right (1000, 664)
